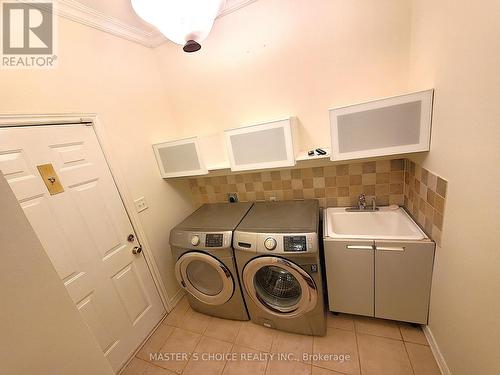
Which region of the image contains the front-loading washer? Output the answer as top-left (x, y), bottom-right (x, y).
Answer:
top-left (170, 202), bottom-right (253, 320)
top-left (233, 200), bottom-right (326, 335)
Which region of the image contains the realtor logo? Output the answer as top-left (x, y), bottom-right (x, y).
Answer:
top-left (1, 1), bottom-right (57, 68)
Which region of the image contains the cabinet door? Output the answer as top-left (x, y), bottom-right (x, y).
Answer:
top-left (224, 118), bottom-right (296, 171)
top-left (152, 137), bottom-right (208, 178)
top-left (330, 90), bottom-right (433, 161)
top-left (375, 241), bottom-right (435, 324)
top-left (323, 240), bottom-right (374, 316)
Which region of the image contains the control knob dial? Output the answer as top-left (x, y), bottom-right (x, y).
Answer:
top-left (264, 237), bottom-right (277, 251)
top-left (191, 235), bottom-right (200, 246)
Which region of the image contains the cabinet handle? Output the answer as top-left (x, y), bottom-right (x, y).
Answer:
top-left (375, 246), bottom-right (405, 252)
top-left (346, 245), bottom-right (374, 250)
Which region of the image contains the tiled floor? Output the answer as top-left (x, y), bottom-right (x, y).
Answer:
top-left (123, 297), bottom-right (441, 375)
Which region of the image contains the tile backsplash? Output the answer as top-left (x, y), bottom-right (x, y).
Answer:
top-left (188, 157), bottom-right (448, 246)
top-left (189, 158), bottom-right (406, 209)
top-left (403, 159), bottom-right (447, 246)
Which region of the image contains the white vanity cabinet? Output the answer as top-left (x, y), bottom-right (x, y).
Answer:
top-left (323, 238), bottom-right (435, 324)
top-left (323, 240), bottom-right (375, 317)
top-left (329, 90), bottom-right (434, 161)
top-left (375, 241), bottom-right (435, 323)
top-left (224, 118), bottom-right (296, 171)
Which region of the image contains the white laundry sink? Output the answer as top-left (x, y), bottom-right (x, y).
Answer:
top-left (324, 206), bottom-right (426, 240)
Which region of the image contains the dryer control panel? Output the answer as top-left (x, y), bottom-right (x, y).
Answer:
top-left (170, 230), bottom-right (232, 250)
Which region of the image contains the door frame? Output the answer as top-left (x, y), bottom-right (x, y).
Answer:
top-left (0, 112), bottom-right (173, 313)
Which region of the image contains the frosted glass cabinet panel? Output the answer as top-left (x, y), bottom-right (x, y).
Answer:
top-left (330, 90), bottom-right (434, 161)
top-left (152, 137), bottom-right (208, 178)
top-left (225, 118), bottom-right (296, 171)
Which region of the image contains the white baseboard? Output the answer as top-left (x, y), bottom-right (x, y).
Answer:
top-left (168, 288), bottom-right (185, 311)
top-left (422, 325), bottom-right (451, 375)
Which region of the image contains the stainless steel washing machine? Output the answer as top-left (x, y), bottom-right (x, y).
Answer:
top-left (233, 200), bottom-right (326, 335)
top-left (170, 202), bottom-right (253, 320)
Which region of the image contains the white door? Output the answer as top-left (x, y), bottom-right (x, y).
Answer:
top-left (0, 124), bottom-right (165, 372)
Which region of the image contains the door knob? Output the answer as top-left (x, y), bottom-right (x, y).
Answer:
top-left (132, 246), bottom-right (142, 255)
top-left (127, 234), bottom-right (135, 242)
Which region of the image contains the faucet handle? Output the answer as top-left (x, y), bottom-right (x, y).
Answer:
top-left (358, 193), bottom-right (366, 203)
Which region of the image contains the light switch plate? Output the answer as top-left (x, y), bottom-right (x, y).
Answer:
top-left (134, 196), bottom-right (148, 213)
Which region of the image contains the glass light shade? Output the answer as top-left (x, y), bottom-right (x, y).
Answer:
top-left (131, 0), bottom-right (225, 45)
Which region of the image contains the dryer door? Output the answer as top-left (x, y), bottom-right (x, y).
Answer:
top-left (243, 256), bottom-right (318, 318)
top-left (175, 252), bottom-right (234, 305)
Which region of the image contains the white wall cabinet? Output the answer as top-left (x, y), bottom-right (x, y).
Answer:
top-left (152, 137), bottom-right (208, 178)
top-left (329, 90), bottom-right (434, 161)
top-left (323, 239), bottom-right (435, 324)
top-left (224, 118), bottom-right (296, 172)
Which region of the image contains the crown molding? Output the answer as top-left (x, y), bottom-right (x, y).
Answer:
top-left (218, 0), bottom-right (258, 18)
top-left (55, 0), bottom-right (164, 47)
top-left (47, 0), bottom-right (258, 48)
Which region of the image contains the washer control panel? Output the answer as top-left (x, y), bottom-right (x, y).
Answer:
top-left (233, 231), bottom-right (318, 254)
top-left (283, 235), bottom-right (307, 252)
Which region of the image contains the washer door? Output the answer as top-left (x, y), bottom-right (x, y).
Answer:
top-left (243, 256), bottom-right (318, 318)
top-left (175, 252), bottom-right (234, 305)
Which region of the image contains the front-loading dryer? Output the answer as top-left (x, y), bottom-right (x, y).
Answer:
top-left (233, 200), bottom-right (326, 335)
top-left (170, 202), bottom-right (253, 320)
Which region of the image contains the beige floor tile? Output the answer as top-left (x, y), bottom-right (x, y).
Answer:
top-left (122, 358), bottom-right (149, 375)
top-left (163, 297), bottom-right (190, 327)
top-left (235, 322), bottom-right (277, 352)
top-left (144, 364), bottom-right (177, 375)
top-left (405, 342), bottom-right (441, 375)
top-left (357, 333), bottom-right (412, 375)
top-left (354, 316), bottom-right (402, 340)
top-left (204, 317), bottom-right (243, 343)
top-left (326, 313), bottom-right (355, 331)
top-left (183, 336), bottom-right (233, 375)
top-left (266, 359), bottom-right (311, 375)
top-left (222, 345), bottom-right (268, 375)
top-left (271, 330), bottom-right (313, 363)
top-left (312, 327), bottom-right (360, 374)
top-left (399, 323), bottom-right (429, 345)
top-left (178, 307), bottom-right (213, 334)
top-left (154, 327), bottom-right (201, 374)
top-left (311, 366), bottom-right (346, 375)
top-left (137, 324), bottom-right (175, 361)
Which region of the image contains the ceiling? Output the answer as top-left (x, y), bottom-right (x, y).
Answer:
top-left (63, 0), bottom-right (259, 46)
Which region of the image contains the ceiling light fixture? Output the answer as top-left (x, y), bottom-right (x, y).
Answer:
top-left (131, 0), bottom-right (225, 53)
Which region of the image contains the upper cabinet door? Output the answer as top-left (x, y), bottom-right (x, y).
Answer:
top-left (152, 137), bottom-right (208, 178)
top-left (329, 90), bottom-right (434, 161)
top-left (225, 118), bottom-right (296, 172)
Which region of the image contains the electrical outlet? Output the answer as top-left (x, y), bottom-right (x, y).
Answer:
top-left (134, 196), bottom-right (148, 213)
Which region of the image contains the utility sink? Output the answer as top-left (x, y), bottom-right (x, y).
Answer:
top-left (324, 206), bottom-right (426, 240)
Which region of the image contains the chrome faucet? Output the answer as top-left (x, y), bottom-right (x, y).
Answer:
top-left (345, 194), bottom-right (379, 212)
top-left (358, 194), bottom-right (366, 210)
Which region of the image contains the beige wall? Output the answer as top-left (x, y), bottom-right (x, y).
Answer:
top-left (154, 0), bottom-right (413, 154)
top-left (408, 0), bottom-right (500, 373)
top-left (0, 17), bottom-right (194, 300)
top-left (0, 173), bottom-right (114, 375)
